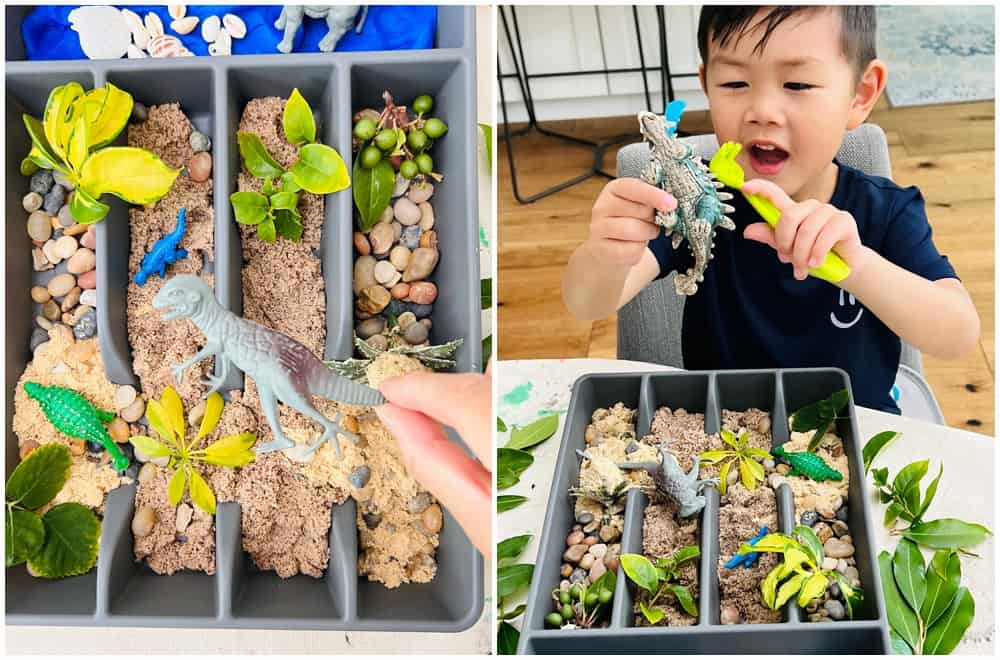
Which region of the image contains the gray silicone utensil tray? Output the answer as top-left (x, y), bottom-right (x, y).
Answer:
top-left (517, 369), bottom-right (891, 653)
top-left (5, 5), bottom-right (482, 632)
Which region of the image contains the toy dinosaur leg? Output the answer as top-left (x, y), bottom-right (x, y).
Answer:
top-left (319, 11), bottom-right (353, 52)
top-left (286, 389), bottom-right (357, 458)
top-left (274, 6), bottom-right (286, 29)
top-left (276, 6), bottom-right (302, 53)
top-left (172, 342), bottom-right (218, 384)
top-left (174, 248), bottom-right (188, 263)
top-left (787, 467), bottom-right (801, 477)
top-left (253, 387), bottom-right (296, 454)
top-left (200, 354), bottom-right (229, 395)
top-left (674, 220), bottom-right (711, 295)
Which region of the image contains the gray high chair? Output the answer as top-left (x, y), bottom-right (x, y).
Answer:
top-left (615, 123), bottom-right (946, 424)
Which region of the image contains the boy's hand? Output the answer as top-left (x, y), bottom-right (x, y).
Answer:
top-left (740, 178), bottom-right (871, 280)
top-left (586, 178), bottom-right (677, 267)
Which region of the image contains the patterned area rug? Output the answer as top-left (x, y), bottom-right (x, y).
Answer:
top-left (877, 5), bottom-right (994, 106)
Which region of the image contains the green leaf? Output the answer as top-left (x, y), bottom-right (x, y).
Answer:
top-left (806, 420), bottom-right (832, 453)
top-left (892, 538), bottom-right (926, 613)
top-left (672, 545), bottom-right (700, 566)
top-left (592, 566), bottom-right (617, 595)
top-left (497, 563), bottom-right (534, 599)
top-left (129, 435), bottom-right (173, 458)
top-left (834, 572), bottom-right (864, 619)
top-left (270, 190), bottom-right (300, 212)
top-left (23, 114), bottom-right (64, 172)
top-left (775, 572), bottom-right (806, 608)
top-left (497, 448), bottom-right (533, 490)
top-left (889, 631), bottom-right (913, 655)
top-left (505, 414), bottom-right (558, 451)
top-left (6, 443), bottom-right (72, 510)
top-left (273, 208), bottom-right (304, 241)
top-left (497, 417), bottom-right (507, 432)
top-left (741, 532), bottom-right (795, 554)
top-left (479, 123), bottom-right (492, 175)
top-left (872, 467), bottom-right (890, 487)
top-left (862, 431), bottom-right (902, 473)
top-left (230, 191), bottom-right (270, 225)
top-left (720, 429), bottom-right (738, 448)
top-left (279, 170), bottom-right (301, 193)
top-left (794, 526), bottom-right (824, 567)
top-left (902, 518), bottom-right (993, 550)
top-left (27, 503), bottom-right (100, 578)
top-left (916, 463), bottom-right (943, 522)
top-left (744, 447), bottom-right (772, 461)
top-left (620, 553), bottom-right (659, 594)
top-left (291, 143), bottom-right (350, 194)
top-left (761, 562), bottom-right (782, 609)
top-left (885, 502), bottom-right (904, 528)
top-left (923, 587), bottom-right (974, 655)
top-left (639, 600), bottom-right (665, 624)
top-left (879, 550), bottom-right (921, 652)
top-left (6, 508), bottom-right (45, 566)
top-left (497, 620), bottom-right (519, 655)
top-left (79, 146), bottom-right (180, 205)
top-left (167, 467), bottom-right (187, 506)
top-left (187, 467), bottom-right (216, 515)
top-left (238, 131), bottom-right (284, 179)
top-left (893, 460), bottom-right (928, 506)
top-left (20, 156), bottom-right (39, 176)
top-left (796, 572), bottom-right (829, 607)
top-left (282, 88), bottom-right (316, 145)
top-left (69, 185), bottom-right (111, 225)
top-left (257, 217), bottom-right (277, 243)
top-left (497, 495), bottom-right (528, 513)
top-left (481, 277), bottom-right (492, 310)
top-left (921, 550), bottom-right (961, 629)
top-left (497, 534), bottom-right (532, 566)
top-left (482, 335), bottom-right (492, 372)
top-left (499, 604), bottom-right (526, 621)
top-left (669, 584), bottom-right (698, 617)
top-left (352, 153), bottom-right (394, 231)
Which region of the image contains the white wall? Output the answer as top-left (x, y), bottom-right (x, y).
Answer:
top-left (497, 5), bottom-right (708, 122)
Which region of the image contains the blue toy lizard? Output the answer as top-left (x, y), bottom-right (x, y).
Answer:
top-left (724, 526), bottom-right (770, 569)
top-left (134, 207), bottom-right (189, 286)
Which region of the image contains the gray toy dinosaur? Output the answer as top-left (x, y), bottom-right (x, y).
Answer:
top-left (275, 5), bottom-right (368, 54)
top-left (152, 274), bottom-right (384, 459)
top-left (617, 443), bottom-right (718, 518)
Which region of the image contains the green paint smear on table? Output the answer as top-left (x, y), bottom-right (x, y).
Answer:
top-left (502, 382), bottom-right (532, 406)
top-left (537, 408), bottom-right (567, 417)
top-left (479, 225), bottom-right (489, 249)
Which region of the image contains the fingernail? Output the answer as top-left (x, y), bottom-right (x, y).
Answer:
top-left (660, 192), bottom-right (677, 212)
top-left (809, 256), bottom-right (820, 268)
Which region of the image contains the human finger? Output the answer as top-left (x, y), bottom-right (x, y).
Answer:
top-left (773, 198), bottom-right (821, 256)
top-left (593, 216), bottom-right (662, 243)
top-left (742, 222), bottom-right (778, 250)
top-left (792, 205), bottom-right (836, 279)
top-left (740, 178), bottom-right (797, 213)
top-left (810, 213), bottom-right (852, 269)
top-left (606, 177), bottom-right (677, 214)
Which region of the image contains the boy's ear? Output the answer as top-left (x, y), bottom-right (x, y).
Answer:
top-left (846, 58), bottom-right (888, 130)
top-left (698, 64), bottom-right (707, 94)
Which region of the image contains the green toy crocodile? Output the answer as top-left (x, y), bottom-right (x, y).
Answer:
top-left (773, 446), bottom-right (842, 482)
top-left (23, 381), bottom-right (130, 471)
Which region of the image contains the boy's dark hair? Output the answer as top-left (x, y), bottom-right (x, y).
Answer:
top-left (698, 6), bottom-right (877, 82)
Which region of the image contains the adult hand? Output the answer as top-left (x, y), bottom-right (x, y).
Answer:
top-left (375, 364), bottom-right (492, 557)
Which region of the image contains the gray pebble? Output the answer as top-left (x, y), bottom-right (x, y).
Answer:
top-left (401, 225), bottom-right (422, 250)
top-left (407, 492), bottom-right (432, 514)
top-left (408, 302), bottom-right (433, 319)
top-left (403, 322), bottom-right (428, 345)
top-left (29, 328), bottom-right (49, 352)
top-left (348, 465), bottom-right (371, 489)
top-left (800, 510), bottom-right (819, 527)
top-left (176, 534), bottom-right (189, 543)
top-left (189, 130), bottom-right (212, 153)
top-left (72, 309), bottom-right (97, 339)
top-left (42, 185), bottom-right (65, 215)
top-left (836, 506), bottom-right (849, 522)
top-left (356, 317), bottom-right (385, 340)
top-left (131, 102), bottom-right (148, 123)
top-left (362, 512), bottom-right (382, 529)
top-left (824, 599), bottom-right (845, 620)
top-left (569, 568), bottom-right (588, 584)
top-left (385, 299), bottom-right (407, 318)
top-left (625, 440), bottom-right (639, 454)
top-left (30, 169), bottom-right (54, 196)
top-left (583, 520), bottom-right (599, 534)
top-left (576, 512), bottom-right (594, 525)
top-left (53, 170), bottom-right (74, 191)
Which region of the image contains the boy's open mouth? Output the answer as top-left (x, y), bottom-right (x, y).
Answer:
top-left (747, 142), bottom-right (789, 175)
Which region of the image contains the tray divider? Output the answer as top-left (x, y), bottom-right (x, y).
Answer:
top-left (698, 487), bottom-right (721, 625)
top-left (326, 499), bottom-right (359, 622)
top-left (771, 369), bottom-right (790, 447)
top-left (776, 483), bottom-right (802, 623)
top-left (637, 375), bottom-right (655, 438)
top-left (704, 373), bottom-right (721, 435)
top-left (326, 62), bottom-right (354, 361)
top-left (611, 488), bottom-right (648, 628)
top-left (214, 500), bottom-right (243, 621)
top-left (95, 483), bottom-right (138, 619)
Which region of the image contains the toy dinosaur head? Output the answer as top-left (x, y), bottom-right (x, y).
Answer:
top-left (23, 381), bottom-right (44, 400)
top-left (638, 111), bottom-right (690, 161)
top-left (153, 274), bottom-right (214, 322)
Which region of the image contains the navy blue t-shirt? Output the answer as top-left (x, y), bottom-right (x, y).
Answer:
top-left (647, 159), bottom-right (958, 414)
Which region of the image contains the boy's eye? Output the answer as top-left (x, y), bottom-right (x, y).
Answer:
top-left (785, 82), bottom-right (816, 91)
top-left (719, 82), bottom-right (747, 89)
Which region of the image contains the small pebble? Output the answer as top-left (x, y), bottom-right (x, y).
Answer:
top-left (841, 535), bottom-right (852, 547)
top-left (560, 563), bottom-right (573, 578)
top-left (408, 302), bottom-right (433, 319)
top-left (358, 285), bottom-right (390, 314)
top-left (837, 559), bottom-right (849, 574)
top-left (419, 229), bottom-right (438, 249)
top-left (19, 440), bottom-right (39, 460)
top-left (378, 205), bottom-right (395, 225)
top-left (367, 334), bottom-right (388, 351)
top-left (563, 544), bottom-right (588, 563)
top-left (824, 599), bottom-right (845, 621)
top-left (374, 260), bottom-right (397, 285)
top-left (589, 543), bottom-right (607, 559)
top-left (821, 557), bottom-right (838, 571)
top-left (121, 397), bottom-right (146, 423)
top-left (42, 300), bottom-right (61, 321)
top-left (369, 223), bottom-right (394, 255)
top-left (763, 458), bottom-right (776, 472)
top-left (41, 239), bottom-right (61, 266)
top-left (588, 560), bottom-right (607, 582)
top-left (390, 282), bottom-right (410, 300)
top-left (27, 211), bottom-right (52, 242)
top-left (29, 328), bottom-right (49, 352)
top-left (189, 130), bottom-right (211, 153)
top-left (403, 322), bottom-right (428, 345)
top-left (78, 270), bottom-right (97, 290)
top-left (721, 605), bottom-right (741, 624)
top-left (65, 222), bottom-right (88, 237)
top-left (72, 309), bottom-right (97, 340)
top-left (419, 318), bottom-right (432, 331)
top-left (407, 181), bottom-right (434, 204)
top-left (392, 173), bottom-right (409, 197)
top-left (401, 225), bottom-right (422, 250)
top-left (80, 289), bottom-right (98, 308)
top-left (421, 503), bottom-right (443, 534)
top-left (30, 286), bottom-right (51, 304)
top-left (407, 492), bottom-right (433, 514)
top-left (349, 465), bottom-right (371, 489)
top-left (67, 247), bottom-right (95, 274)
top-left (69, 439), bottom-right (85, 456)
top-left (30, 169), bottom-right (54, 195)
top-left (363, 512), bottom-right (381, 529)
top-left (599, 525), bottom-right (619, 543)
top-left (582, 535), bottom-right (598, 547)
top-left (836, 506), bottom-right (849, 522)
top-left (844, 566), bottom-right (860, 582)
top-left (356, 317), bottom-right (385, 340)
top-left (831, 520), bottom-right (850, 537)
top-left (408, 281), bottom-right (438, 305)
top-left (85, 439), bottom-right (105, 455)
top-left (137, 463), bottom-right (157, 485)
top-left (566, 530), bottom-right (585, 547)
top-left (389, 245), bottom-right (411, 271)
top-left (768, 473), bottom-right (784, 489)
top-left (828, 582), bottom-right (841, 600)
top-left (23, 192), bottom-right (43, 213)
top-left (569, 568), bottom-right (588, 585)
top-left (188, 152), bottom-right (212, 182)
top-left (175, 503), bottom-right (193, 533)
top-left (726, 469), bottom-right (739, 486)
top-left (579, 554), bottom-right (594, 570)
top-left (391, 221), bottom-right (402, 242)
top-left (132, 506), bottom-right (156, 537)
top-left (823, 538), bottom-right (855, 558)
top-left (114, 385), bottom-right (137, 411)
top-left (393, 197), bottom-right (421, 226)
top-left (813, 522), bottom-right (833, 543)
top-left (397, 311), bottom-right (417, 329)
top-left (800, 510), bottom-right (819, 527)
top-left (353, 231), bottom-right (371, 256)
top-left (43, 186), bottom-right (65, 215)
top-left (36, 316), bottom-right (52, 330)
top-left (108, 417), bottom-right (130, 443)
top-left (32, 248), bottom-right (53, 272)
top-left (418, 202), bottom-right (435, 230)
top-left (776, 463), bottom-right (790, 475)
top-left (57, 205), bottom-right (75, 228)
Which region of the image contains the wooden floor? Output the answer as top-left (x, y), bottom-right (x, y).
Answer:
top-left (498, 97), bottom-right (995, 435)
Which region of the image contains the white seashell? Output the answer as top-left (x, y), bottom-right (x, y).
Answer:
top-left (126, 44), bottom-right (147, 59)
top-left (168, 5), bottom-right (186, 21)
top-left (121, 8), bottom-right (143, 33)
top-left (132, 24), bottom-right (150, 50)
top-left (201, 15), bottom-right (221, 42)
top-left (208, 40), bottom-right (231, 57)
top-left (144, 12), bottom-right (164, 38)
top-left (147, 34), bottom-right (186, 58)
top-left (69, 6), bottom-right (131, 59)
top-left (179, 48), bottom-right (195, 57)
top-left (171, 16), bottom-right (199, 35)
top-left (223, 13), bottom-right (246, 39)
top-left (215, 27), bottom-right (232, 50)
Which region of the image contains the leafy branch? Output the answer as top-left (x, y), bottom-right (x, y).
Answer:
top-left (789, 388), bottom-right (849, 452)
top-left (497, 534), bottom-right (534, 654)
top-left (325, 336), bottom-right (464, 383)
top-left (621, 546), bottom-right (700, 624)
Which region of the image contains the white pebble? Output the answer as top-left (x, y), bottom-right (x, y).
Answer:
top-left (80, 289), bottom-right (98, 308)
top-left (201, 14), bottom-right (220, 42)
top-left (114, 385), bottom-right (137, 411)
top-left (171, 16), bottom-right (199, 35)
top-left (41, 240), bottom-right (62, 266)
top-left (223, 13), bottom-right (247, 39)
top-left (53, 235), bottom-right (78, 260)
top-left (374, 260), bottom-right (397, 285)
top-left (168, 5), bottom-right (186, 20)
top-left (144, 12), bottom-right (164, 37)
top-left (175, 503), bottom-right (193, 533)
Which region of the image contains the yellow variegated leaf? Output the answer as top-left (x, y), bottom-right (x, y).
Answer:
top-left (196, 392), bottom-right (224, 441)
top-left (780, 547), bottom-right (810, 578)
top-left (69, 186), bottom-right (110, 225)
top-left (68, 116), bottom-right (89, 172)
top-left (775, 573), bottom-right (807, 609)
top-left (761, 562), bottom-right (783, 609)
top-left (198, 433), bottom-right (258, 467)
top-left (26, 144), bottom-right (63, 172)
top-left (79, 147), bottom-right (180, 205)
top-left (129, 435), bottom-right (172, 458)
top-left (23, 115), bottom-right (65, 172)
top-left (797, 572), bottom-right (829, 607)
top-left (167, 467), bottom-right (187, 506)
top-left (43, 82), bottom-right (84, 159)
top-left (187, 467), bottom-right (216, 515)
top-left (717, 458), bottom-right (735, 496)
top-left (699, 450), bottom-right (731, 464)
top-left (80, 83), bottom-right (132, 149)
top-left (160, 386), bottom-right (186, 444)
top-left (146, 399), bottom-right (176, 447)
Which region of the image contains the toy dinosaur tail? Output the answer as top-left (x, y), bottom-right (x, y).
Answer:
top-left (310, 364), bottom-right (386, 407)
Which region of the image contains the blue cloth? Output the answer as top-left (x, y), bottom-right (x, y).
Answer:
top-left (22, 5), bottom-right (437, 59)
top-left (647, 160), bottom-right (958, 414)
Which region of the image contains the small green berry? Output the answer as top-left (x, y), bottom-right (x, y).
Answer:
top-left (599, 589), bottom-right (613, 604)
top-left (400, 159), bottom-right (418, 179)
top-left (560, 604), bottom-right (574, 621)
top-left (353, 118), bottom-right (377, 141)
top-left (374, 129), bottom-right (397, 151)
top-left (559, 590), bottom-right (571, 605)
top-left (416, 152), bottom-right (433, 174)
top-left (360, 145), bottom-right (382, 169)
top-left (407, 129), bottom-right (428, 152)
top-left (585, 591), bottom-right (599, 608)
top-left (570, 584), bottom-right (583, 601)
top-left (545, 612), bottom-right (563, 628)
top-left (413, 94), bottom-right (433, 115)
top-left (424, 117), bottom-right (448, 139)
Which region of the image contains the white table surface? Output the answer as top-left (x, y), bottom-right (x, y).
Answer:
top-left (6, 7), bottom-right (494, 654)
top-left (497, 358), bottom-right (994, 654)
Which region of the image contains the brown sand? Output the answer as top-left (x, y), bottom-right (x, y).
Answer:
top-left (639, 498), bottom-right (700, 627)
